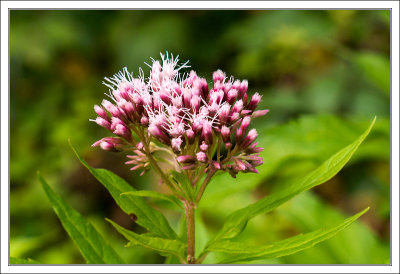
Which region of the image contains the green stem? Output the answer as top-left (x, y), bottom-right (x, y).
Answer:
top-left (135, 128), bottom-right (184, 198)
top-left (185, 201), bottom-right (196, 264)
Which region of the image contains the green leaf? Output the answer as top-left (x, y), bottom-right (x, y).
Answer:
top-left (70, 143), bottom-right (177, 240)
top-left (121, 190), bottom-right (183, 209)
top-left (209, 208), bottom-right (369, 263)
top-left (205, 117), bottom-right (375, 247)
top-left (10, 257), bottom-right (41, 264)
top-left (107, 219), bottom-right (186, 261)
top-left (38, 173), bottom-right (125, 264)
top-left (201, 115), bottom-right (388, 209)
top-left (169, 170), bottom-right (196, 202)
top-left (278, 191), bottom-right (389, 264)
top-left (354, 52), bottom-right (390, 96)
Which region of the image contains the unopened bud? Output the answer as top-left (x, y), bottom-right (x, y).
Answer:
top-left (221, 126), bottom-right (231, 143)
top-left (241, 129), bottom-right (258, 148)
top-left (177, 155), bottom-right (196, 164)
top-left (213, 69), bottom-right (225, 83)
top-left (171, 137), bottom-right (183, 152)
top-left (252, 109), bottom-right (269, 118)
top-left (200, 141), bottom-right (208, 151)
top-left (196, 152), bottom-right (208, 163)
top-left (186, 129), bottom-right (195, 144)
top-left (94, 105), bottom-right (109, 120)
top-left (94, 117), bottom-right (111, 129)
top-left (247, 92), bottom-right (262, 111)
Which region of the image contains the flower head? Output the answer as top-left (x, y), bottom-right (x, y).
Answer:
top-left (92, 52), bottom-right (268, 178)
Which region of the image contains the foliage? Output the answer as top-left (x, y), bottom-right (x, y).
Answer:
top-left (10, 10), bottom-right (390, 264)
top-left (23, 118), bottom-right (376, 264)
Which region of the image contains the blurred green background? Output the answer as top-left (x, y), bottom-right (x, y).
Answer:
top-left (10, 10), bottom-right (390, 264)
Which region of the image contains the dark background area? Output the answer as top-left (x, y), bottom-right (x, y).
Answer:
top-left (10, 10), bottom-right (390, 264)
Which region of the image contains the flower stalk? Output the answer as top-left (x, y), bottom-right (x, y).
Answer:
top-left (184, 201), bottom-right (196, 264)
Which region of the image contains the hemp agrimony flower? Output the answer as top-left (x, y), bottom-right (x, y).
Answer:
top-left (37, 53), bottom-right (374, 265)
top-left (90, 52), bottom-right (268, 263)
top-left (92, 52), bottom-right (268, 181)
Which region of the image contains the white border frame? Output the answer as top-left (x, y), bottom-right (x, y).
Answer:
top-left (1, 1), bottom-right (399, 273)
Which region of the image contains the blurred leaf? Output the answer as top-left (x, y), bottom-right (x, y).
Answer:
top-left (204, 117), bottom-right (375, 247)
top-left (10, 257), bottom-right (41, 264)
top-left (107, 219), bottom-right (186, 261)
top-left (354, 52), bottom-right (390, 96)
top-left (121, 190), bottom-right (183, 209)
top-left (71, 143), bottom-right (178, 240)
top-left (210, 208), bottom-right (368, 264)
top-left (278, 192), bottom-right (389, 264)
top-left (38, 173), bottom-right (125, 264)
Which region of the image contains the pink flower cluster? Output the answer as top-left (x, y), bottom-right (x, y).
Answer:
top-left (92, 53), bottom-right (268, 178)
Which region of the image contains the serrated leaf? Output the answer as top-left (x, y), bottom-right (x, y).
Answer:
top-left (205, 117), bottom-right (375, 247)
top-left (209, 208), bottom-right (369, 263)
top-left (10, 257), bottom-right (40, 264)
top-left (121, 190), bottom-right (183, 209)
top-left (38, 173), bottom-right (125, 264)
top-left (70, 143), bottom-right (177, 240)
top-left (107, 219), bottom-right (186, 261)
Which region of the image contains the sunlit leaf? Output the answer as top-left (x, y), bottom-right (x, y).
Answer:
top-left (209, 208), bottom-right (369, 263)
top-left (38, 173), bottom-right (125, 264)
top-left (70, 143), bottom-right (178, 240)
top-left (278, 191), bottom-right (389, 264)
top-left (205, 117), bottom-right (375, 247)
top-left (107, 219), bottom-right (186, 261)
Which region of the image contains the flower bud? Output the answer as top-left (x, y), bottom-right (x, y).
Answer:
top-left (140, 116), bottom-right (149, 126)
top-left (118, 100), bottom-right (136, 120)
top-left (234, 158), bottom-right (246, 171)
top-left (200, 141), bottom-right (208, 151)
top-left (230, 112), bottom-right (240, 123)
top-left (252, 109), bottom-right (269, 118)
top-left (219, 103), bottom-right (231, 124)
top-left (239, 80), bottom-right (248, 98)
top-left (196, 151), bottom-right (208, 163)
top-left (186, 129), bottom-right (195, 144)
top-left (114, 124), bottom-right (132, 142)
top-left (136, 142), bottom-right (144, 150)
top-left (231, 99), bottom-right (243, 114)
top-left (94, 117), bottom-right (111, 130)
top-left (247, 92), bottom-right (262, 111)
top-left (110, 117), bottom-right (125, 131)
top-left (239, 116), bottom-right (251, 133)
top-left (201, 121), bottom-right (213, 145)
top-left (177, 155), bottom-right (196, 164)
top-left (171, 137), bottom-right (183, 152)
top-left (148, 123), bottom-right (170, 144)
top-left (221, 126), bottom-right (231, 143)
top-left (227, 89), bottom-right (238, 104)
top-left (100, 141), bottom-right (118, 151)
top-left (190, 95), bottom-right (201, 112)
top-left (241, 129), bottom-right (257, 148)
top-left (94, 105), bottom-right (109, 120)
top-left (102, 99), bottom-right (121, 117)
top-left (213, 69), bottom-right (225, 83)
top-left (232, 80), bottom-right (241, 90)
